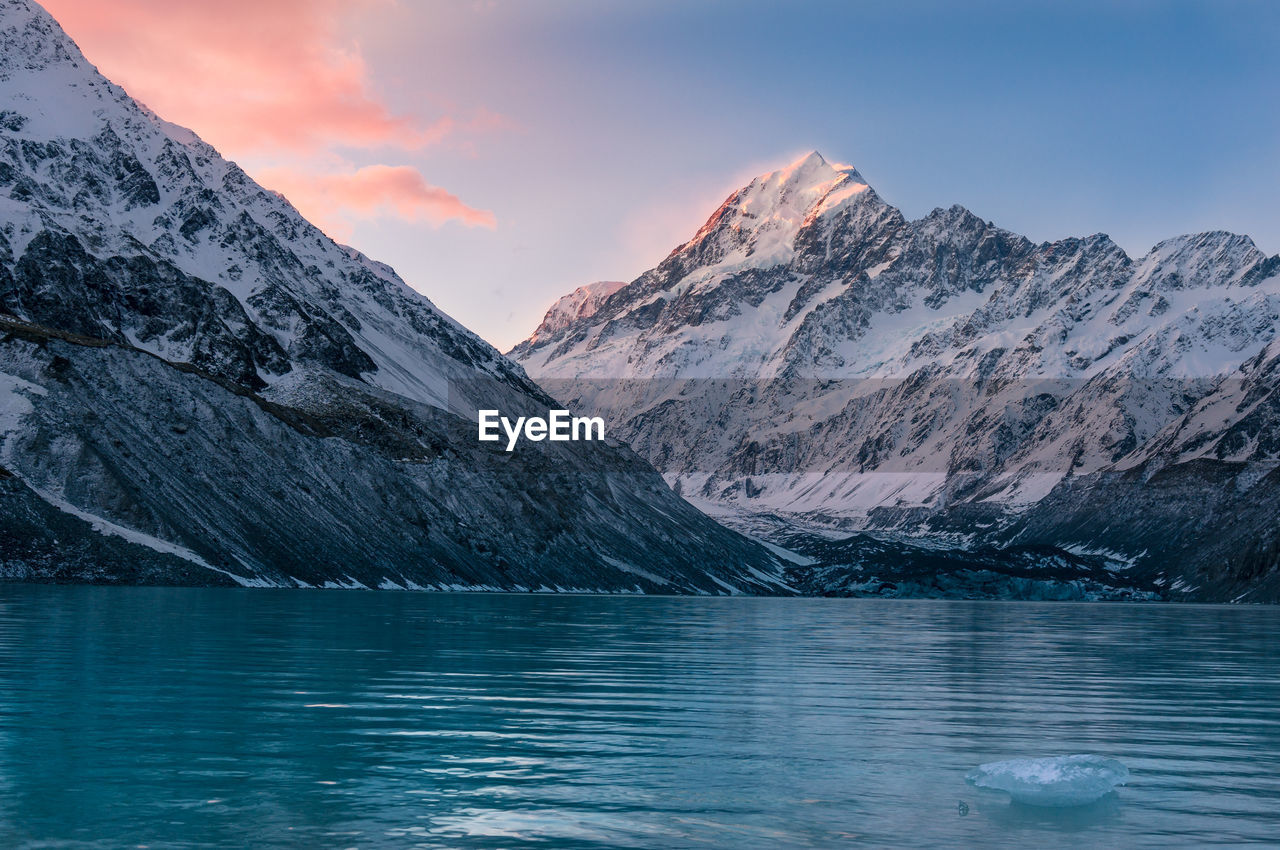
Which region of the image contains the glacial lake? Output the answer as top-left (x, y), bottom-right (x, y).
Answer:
top-left (1, 588), bottom-right (1278, 848)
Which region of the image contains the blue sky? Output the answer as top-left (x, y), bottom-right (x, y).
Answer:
top-left (57, 0), bottom-right (1280, 350)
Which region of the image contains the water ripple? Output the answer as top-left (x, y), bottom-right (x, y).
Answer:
top-left (0, 589), bottom-right (1278, 848)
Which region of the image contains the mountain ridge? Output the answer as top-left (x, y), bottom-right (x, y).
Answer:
top-left (512, 151), bottom-right (1280, 602)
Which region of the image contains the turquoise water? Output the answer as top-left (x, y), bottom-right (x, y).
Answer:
top-left (0, 588), bottom-right (1278, 848)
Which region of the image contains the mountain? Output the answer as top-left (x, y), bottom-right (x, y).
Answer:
top-left (512, 151), bottom-right (1280, 603)
top-left (526, 280), bottom-right (626, 345)
top-left (0, 0), bottom-right (787, 593)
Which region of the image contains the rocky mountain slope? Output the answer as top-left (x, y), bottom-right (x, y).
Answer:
top-left (0, 0), bottom-right (787, 593)
top-left (525, 280), bottom-right (626, 346)
top-left (513, 152), bottom-right (1280, 602)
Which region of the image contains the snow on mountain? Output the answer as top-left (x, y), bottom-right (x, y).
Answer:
top-left (512, 151), bottom-right (1280, 602)
top-left (0, 0), bottom-right (785, 593)
top-left (526, 280), bottom-right (626, 344)
top-left (0, 0), bottom-right (529, 412)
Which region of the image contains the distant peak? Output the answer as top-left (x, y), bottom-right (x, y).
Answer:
top-left (521, 280), bottom-right (628, 346)
top-left (789, 150), bottom-right (828, 169)
top-left (734, 150), bottom-right (872, 222)
top-left (674, 151), bottom-right (876, 261)
top-left (755, 150), bottom-right (869, 196)
top-left (571, 280), bottom-right (627, 298)
top-left (1148, 230), bottom-right (1259, 257)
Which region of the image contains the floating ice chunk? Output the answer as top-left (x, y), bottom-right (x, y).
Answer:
top-left (965, 755), bottom-right (1129, 807)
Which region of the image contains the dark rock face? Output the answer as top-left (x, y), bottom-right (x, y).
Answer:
top-left (513, 152), bottom-right (1280, 602)
top-left (999, 460), bottom-right (1280, 603)
top-left (0, 0), bottom-right (786, 593)
top-left (1, 319), bottom-right (785, 593)
top-left (0, 465), bottom-right (236, 587)
top-left (782, 533), bottom-right (1161, 602)
top-left (2, 230), bottom-right (292, 388)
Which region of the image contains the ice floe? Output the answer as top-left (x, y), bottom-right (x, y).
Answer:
top-left (965, 755), bottom-right (1129, 807)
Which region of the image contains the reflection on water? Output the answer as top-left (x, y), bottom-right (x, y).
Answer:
top-left (0, 588), bottom-right (1278, 848)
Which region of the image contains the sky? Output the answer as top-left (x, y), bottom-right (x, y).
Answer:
top-left (40, 0), bottom-right (1280, 351)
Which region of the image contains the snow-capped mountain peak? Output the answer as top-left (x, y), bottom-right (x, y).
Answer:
top-left (511, 150), bottom-right (1280, 601)
top-left (745, 149), bottom-right (868, 212)
top-left (526, 280), bottom-right (626, 345)
top-left (676, 150), bottom-right (874, 271)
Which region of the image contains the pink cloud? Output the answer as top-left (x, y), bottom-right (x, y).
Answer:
top-left (258, 164), bottom-right (496, 238)
top-left (40, 0), bottom-right (504, 235)
top-left (41, 0), bottom-right (466, 154)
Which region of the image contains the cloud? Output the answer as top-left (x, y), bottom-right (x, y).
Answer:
top-left (41, 0), bottom-right (504, 234)
top-left (43, 0), bottom-right (447, 153)
top-left (258, 164), bottom-right (496, 239)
